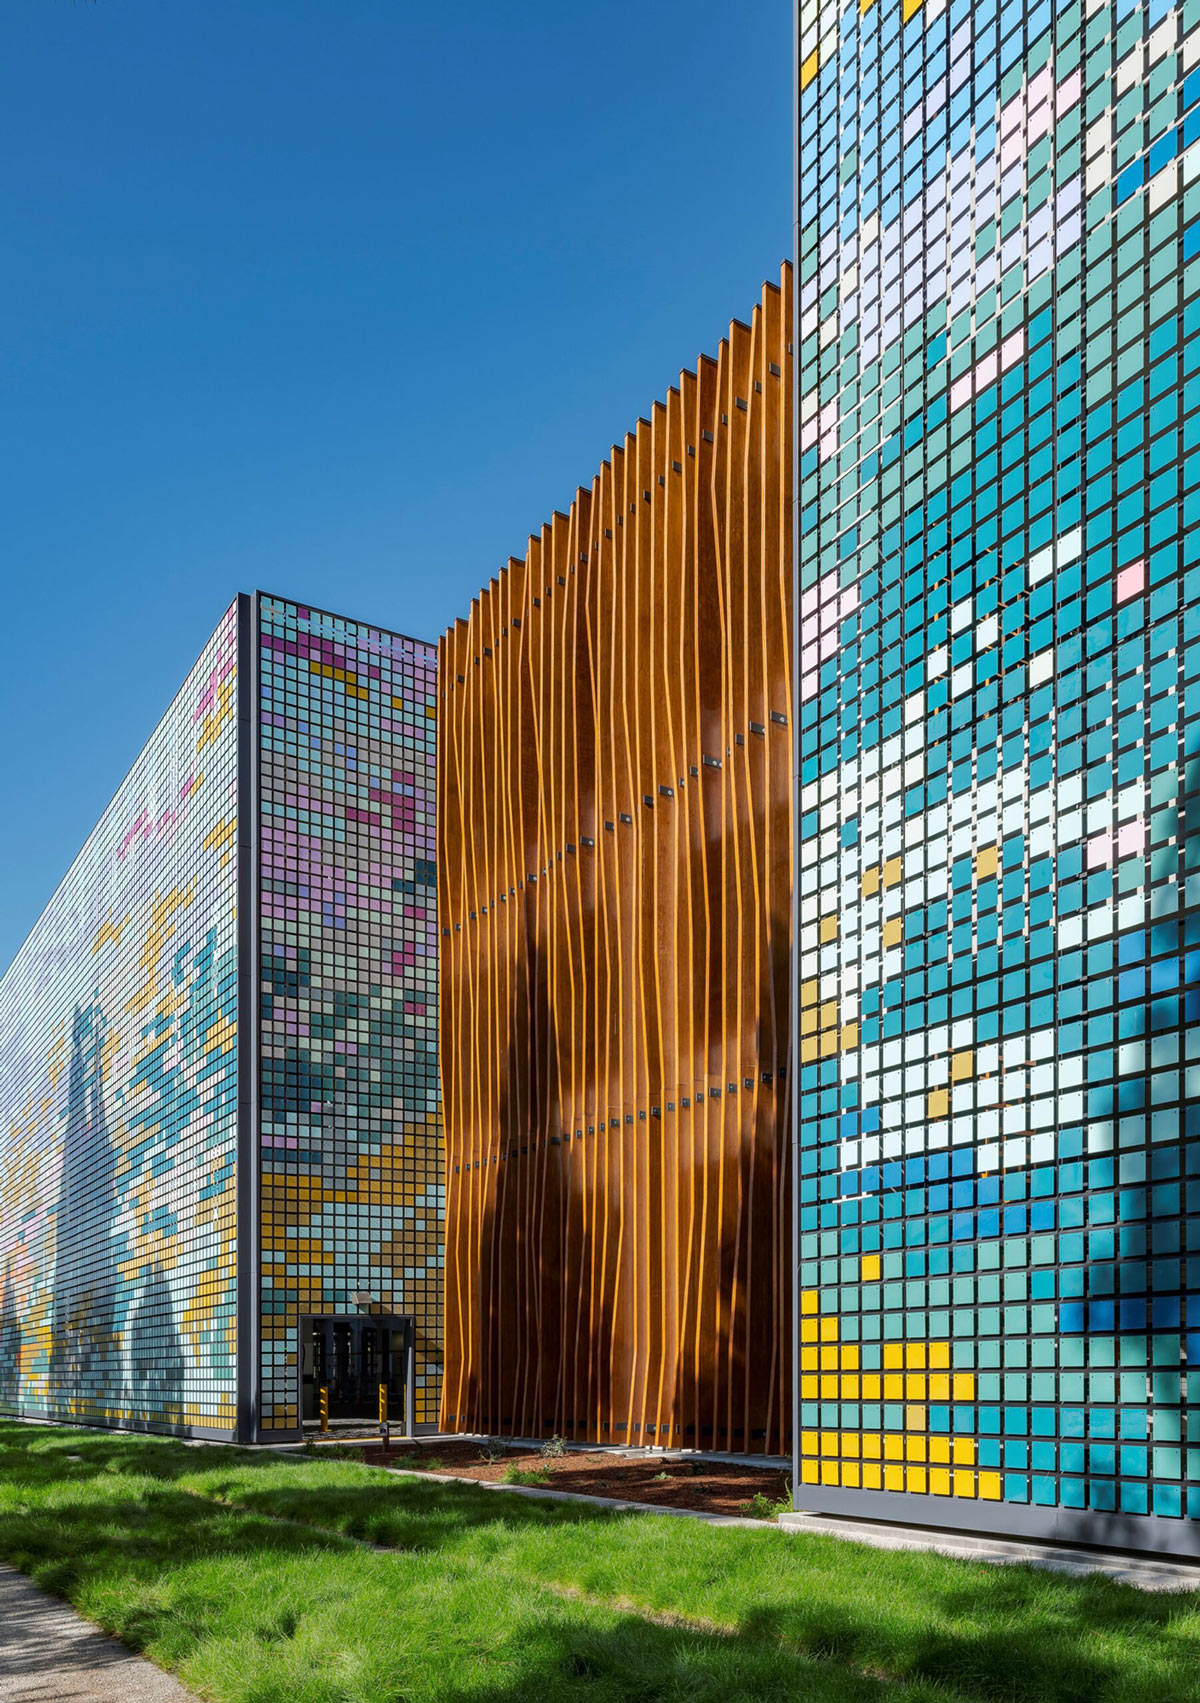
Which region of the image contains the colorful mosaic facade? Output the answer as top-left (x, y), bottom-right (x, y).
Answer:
top-left (0, 594), bottom-right (442, 1439)
top-left (257, 596), bottom-right (442, 1432)
top-left (794, 0), bottom-right (1200, 1552)
top-left (0, 604), bottom-right (241, 1435)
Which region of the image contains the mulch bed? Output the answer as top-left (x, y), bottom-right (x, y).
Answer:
top-left (304, 1435), bottom-right (792, 1519)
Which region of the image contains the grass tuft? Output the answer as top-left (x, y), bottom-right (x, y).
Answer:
top-left (501, 1464), bottom-right (552, 1487)
top-left (736, 1489), bottom-right (793, 1521)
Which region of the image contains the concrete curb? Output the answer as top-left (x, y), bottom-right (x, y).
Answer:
top-left (385, 1467), bottom-right (777, 1530)
top-left (278, 1447), bottom-right (1200, 1592)
top-left (267, 1446), bottom-right (775, 1530)
top-left (16, 1421), bottom-right (1190, 1597)
top-left (779, 1511), bottom-right (1200, 1594)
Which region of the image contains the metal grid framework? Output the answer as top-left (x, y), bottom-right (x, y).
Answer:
top-left (794, 0), bottom-right (1200, 1553)
top-left (0, 593), bottom-right (444, 1442)
top-left (254, 594), bottom-right (443, 1435)
top-left (0, 604), bottom-right (242, 1437)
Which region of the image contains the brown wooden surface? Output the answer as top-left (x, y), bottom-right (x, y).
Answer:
top-left (439, 266), bottom-right (793, 1453)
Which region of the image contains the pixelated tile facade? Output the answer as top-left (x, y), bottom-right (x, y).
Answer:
top-left (256, 596), bottom-right (443, 1432)
top-left (795, 0), bottom-right (1200, 1550)
top-left (0, 603), bottom-right (241, 1437)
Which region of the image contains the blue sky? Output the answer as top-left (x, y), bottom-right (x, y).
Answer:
top-left (0, 0), bottom-right (791, 969)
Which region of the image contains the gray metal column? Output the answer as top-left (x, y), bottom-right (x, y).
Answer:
top-left (235, 592), bottom-right (262, 1444)
top-left (405, 1320), bottom-right (416, 1438)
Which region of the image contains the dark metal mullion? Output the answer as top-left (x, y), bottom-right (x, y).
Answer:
top-left (235, 591), bottom-right (263, 1443)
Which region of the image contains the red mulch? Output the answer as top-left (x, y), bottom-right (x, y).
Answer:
top-left (306, 1435), bottom-right (791, 1518)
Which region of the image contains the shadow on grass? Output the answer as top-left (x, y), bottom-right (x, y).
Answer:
top-left (0, 1419), bottom-right (617, 1551)
top-left (430, 1610), bottom-right (900, 1703)
top-left (733, 1581), bottom-right (1199, 1703)
top-left (0, 1476), bottom-right (346, 1587)
top-left (0, 1431), bottom-right (887, 1703)
top-left (1, 1422), bottom-right (1199, 1703)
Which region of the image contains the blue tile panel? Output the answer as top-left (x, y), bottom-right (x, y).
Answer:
top-left (796, 0), bottom-right (1200, 1524)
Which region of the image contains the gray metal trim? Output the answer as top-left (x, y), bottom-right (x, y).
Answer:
top-left (255, 588), bottom-right (432, 651)
top-left (788, 1483), bottom-right (1200, 1560)
top-left (790, 0), bottom-right (803, 1526)
top-left (405, 1319), bottom-right (416, 1440)
top-left (9, 1412), bottom-right (240, 1445)
top-left (234, 593), bottom-right (261, 1443)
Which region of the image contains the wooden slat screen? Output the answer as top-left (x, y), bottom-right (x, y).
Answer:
top-left (439, 265), bottom-right (793, 1453)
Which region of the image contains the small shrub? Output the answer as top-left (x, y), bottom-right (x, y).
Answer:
top-left (540, 1434), bottom-right (566, 1460)
top-left (478, 1441), bottom-right (506, 1464)
top-left (502, 1465), bottom-right (551, 1487)
top-left (653, 1470), bottom-right (671, 1482)
top-left (737, 1489), bottom-right (791, 1521)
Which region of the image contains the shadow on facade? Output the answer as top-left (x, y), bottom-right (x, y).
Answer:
top-left (130, 1262), bottom-right (185, 1413)
top-left (1058, 765), bottom-right (1199, 1540)
top-left (576, 1194), bottom-right (621, 1444)
top-left (50, 1001), bottom-right (119, 1415)
top-left (0, 1264), bottom-right (19, 1413)
top-left (479, 1020), bottom-right (532, 1434)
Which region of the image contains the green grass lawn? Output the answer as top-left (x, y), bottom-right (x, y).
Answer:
top-left (0, 1422), bottom-right (1197, 1703)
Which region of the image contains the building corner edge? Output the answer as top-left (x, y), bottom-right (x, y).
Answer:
top-left (234, 591), bottom-right (261, 1443)
top-left (790, 0), bottom-right (803, 1516)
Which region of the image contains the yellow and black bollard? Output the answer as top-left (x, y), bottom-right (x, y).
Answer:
top-left (318, 1384), bottom-right (329, 1433)
top-left (378, 1385), bottom-right (390, 1460)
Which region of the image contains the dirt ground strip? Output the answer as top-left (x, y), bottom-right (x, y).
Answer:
top-left (304, 1436), bottom-right (794, 1518)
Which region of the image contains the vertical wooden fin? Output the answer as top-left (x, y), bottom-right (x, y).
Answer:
top-left (439, 266), bottom-right (794, 1453)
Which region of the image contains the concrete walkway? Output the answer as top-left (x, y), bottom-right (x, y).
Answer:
top-left (0, 1565), bottom-right (198, 1702)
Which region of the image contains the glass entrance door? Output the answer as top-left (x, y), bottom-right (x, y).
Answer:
top-left (299, 1314), bottom-right (412, 1426)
